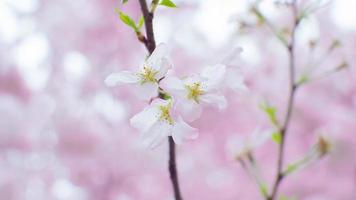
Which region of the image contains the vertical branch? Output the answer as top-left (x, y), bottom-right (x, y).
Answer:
top-left (137, 1), bottom-right (183, 199)
top-left (169, 137), bottom-right (183, 200)
top-left (138, 0), bottom-right (156, 53)
top-left (268, 2), bottom-right (300, 200)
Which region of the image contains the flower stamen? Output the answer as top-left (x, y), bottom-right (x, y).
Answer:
top-left (185, 82), bottom-right (205, 103)
top-left (139, 66), bottom-right (158, 84)
top-left (159, 104), bottom-right (174, 125)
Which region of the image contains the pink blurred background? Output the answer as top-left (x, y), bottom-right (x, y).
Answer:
top-left (0, 0), bottom-right (356, 199)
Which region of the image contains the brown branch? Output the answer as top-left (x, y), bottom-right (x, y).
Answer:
top-left (137, 1), bottom-right (183, 199)
top-left (138, 0), bottom-right (156, 53)
top-left (267, 2), bottom-right (300, 200)
top-left (169, 137), bottom-right (183, 200)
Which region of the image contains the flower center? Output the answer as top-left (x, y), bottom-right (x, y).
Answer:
top-left (159, 104), bottom-right (174, 125)
top-left (139, 66), bottom-right (158, 84)
top-left (185, 82), bottom-right (205, 103)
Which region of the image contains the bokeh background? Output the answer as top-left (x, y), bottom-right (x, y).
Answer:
top-left (0, 0), bottom-right (356, 199)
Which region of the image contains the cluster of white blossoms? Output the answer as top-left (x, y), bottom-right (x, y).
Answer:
top-left (105, 43), bottom-right (246, 148)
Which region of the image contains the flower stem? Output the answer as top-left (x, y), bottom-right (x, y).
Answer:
top-left (137, 1), bottom-right (183, 199)
top-left (267, 2), bottom-right (300, 200)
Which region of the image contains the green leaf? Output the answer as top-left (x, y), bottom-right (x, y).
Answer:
top-left (296, 73), bottom-right (309, 85)
top-left (259, 102), bottom-right (279, 127)
top-left (279, 194), bottom-right (297, 200)
top-left (259, 183), bottom-right (269, 198)
top-left (159, 91), bottom-right (171, 100)
top-left (279, 195), bottom-right (288, 200)
top-left (121, 0), bottom-right (129, 4)
top-left (137, 16), bottom-right (144, 30)
top-left (118, 11), bottom-right (138, 32)
top-left (271, 131), bottom-right (282, 144)
top-left (159, 0), bottom-right (177, 8)
top-left (285, 163), bottom-right (300, 175)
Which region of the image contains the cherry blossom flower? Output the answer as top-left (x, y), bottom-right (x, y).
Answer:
top-left (105, 43), bottom-right (171, 100)
top-left (130, 99), bottom-right (198, 148)
top-left (162, 64), bottom-right (228, 122)
top-left (231, 129), bottom-right (272, 160)
top-left (221, 47), bottom-right (248, 92)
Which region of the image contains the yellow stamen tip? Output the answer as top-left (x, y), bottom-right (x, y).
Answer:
top-left (185, 82), bottom-right (205, 103)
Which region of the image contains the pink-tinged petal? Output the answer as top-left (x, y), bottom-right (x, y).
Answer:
top-left (145, 43), bottom-right (169, 70)
top-left (179, 99), bottom-right (202, 122)
top-left (201, 64), bottom-right (226, 90)
top-left (200, 93), bottom-right (227, 110)
top-left (142, 121), bottom-right (171, 149)
top-left (130, 106), bottom-right (159, 133)
top-left (155, 58), bottom-right (172, 79)
top-left (161, 76), bottom-right (185, 97)
top-left (135, 82), bottom-right (159, 100)
top-left (172, 117), bottom-right (198, 145)
top-left (105, 71), bottom-right (140, 87)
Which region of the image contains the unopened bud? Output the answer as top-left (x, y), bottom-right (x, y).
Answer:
top-left (316, 135), bottom-right (332, 158)
top-left (336, 61), bottom-right (348, 71)
top-left (136, 32), bottom-right (146, 43)
top-left (235, 149), bottom-right (250, 161)
top-left (329, 39), bottom-right (341, 51)
top-left (282, 27), bottom-right (290, 35)
top-left (309, 40), bottom-right (317, 49)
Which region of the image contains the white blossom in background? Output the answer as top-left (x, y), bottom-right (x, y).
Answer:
top-left (162, 64), bottom-right (228, 122)
top-left (105, 43), bottom-right (172, 100)
top-left (221, 46), bottom-right (248, 92)
top-left (130, 99), bottom-right (198, 148)
top-left (232, 129), bottom-right (272, 159)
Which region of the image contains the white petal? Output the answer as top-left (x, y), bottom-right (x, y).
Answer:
top-left (155, 58), bottom-right (172, 79)
top-left (146, 43), bottom-right (169, 70)
top-left (179, 99), bottom-right (202, 122)
top-left (172, 117), bottom-right (198, 145)
top-left (105, 71), bottom-right (139, 87)
top-left (200, 93), bottom-right (227, 110)
top-left (150, 98), bottom-right (171, 107)
top-left (183, 74), bottom-right (203, 85)
top-left (201, 64), bottom-right (226, 90)
top-left (142, 121), bottom-right (171, 149)
top-left (250, 129), bottom-right (272, 149)
top-left (226, 135), bottom-right (247, 157)
top-left (130, 106), bottom-right (159, 133)
top-left (161, 76), bottom-right (185, 97)
top-left (135, 82), bottom-right (159, 100)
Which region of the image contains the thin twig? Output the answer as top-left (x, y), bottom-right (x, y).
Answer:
top-left (252, 6), bottom-right (288, 47)
top-left (137, 1), bottom-right (183, 199)
top-left (267, 2), bottom-right (300, 200)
